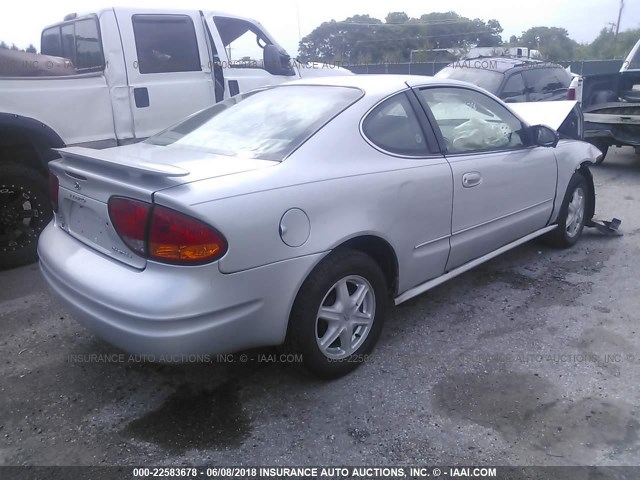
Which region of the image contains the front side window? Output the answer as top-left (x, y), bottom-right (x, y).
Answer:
top-left (419, 87), bottom-right (526, 154)
top-left (147, 86), bottom-right (362, 161)
top-left (132, 15), bottom-right (201, 74)
top-left (214, 16), bottom-right (269, 69)
top-left (362, 93), bottom-right (429, 156)
top-left (40, 17), bottom-right (104, 71)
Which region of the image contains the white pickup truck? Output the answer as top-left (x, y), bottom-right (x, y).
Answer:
top-left (569, 38), bottom-right (640, 163)
top-left (0, 7), bottom-right (349, 268)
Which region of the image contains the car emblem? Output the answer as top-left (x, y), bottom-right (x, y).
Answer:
top-left (74, 182), bottom-right (82, 191)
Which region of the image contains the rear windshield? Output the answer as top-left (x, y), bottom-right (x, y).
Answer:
top-left (435, 66), bottom-right (503, 94)
top-left (147, 86), bottom-right (362, 161)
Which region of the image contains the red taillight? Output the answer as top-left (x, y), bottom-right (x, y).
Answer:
top-left (107, 197), bottom-right (226, 265)
top-left (148, 205), bottom-right (227, 264)
top-left (108, 197), bottom-right (151, 256)
top-left (567, 87), bottom-right (575, 100)
top-left (49, 173), bottom-right (59, 212)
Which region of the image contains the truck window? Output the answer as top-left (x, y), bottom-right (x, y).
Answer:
top-left (40, 17), bottom-right (104, 72)
top-left (213, 16), bottom-right (271, 69)
top-left (132, 15), bottom-right (201, 74)
top-left (41, 28), bottom-right (62, 57)
top-left (74, 19), bottom-right (103, 70)
top-left (61, 24), bottom-right (75, 64)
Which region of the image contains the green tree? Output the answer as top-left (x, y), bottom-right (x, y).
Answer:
top-left (298, 11), bottom-right (503, 63)
top-left (26, 44), bottom-right (37, 54)
top-left (518, 26), bottom-right (578, 61)
top-left (385, 12), bottom-right (409, 24)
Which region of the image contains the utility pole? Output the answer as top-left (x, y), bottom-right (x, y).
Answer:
top-left (613, 0), bottom-right (625, 55)
top-left (296, 0), bottom-right (302, 42)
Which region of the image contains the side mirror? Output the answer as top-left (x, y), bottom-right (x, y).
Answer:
top-left (531, 124), bottom-right (560, 148)
top-left (263, 45), bottom-right (295, 76)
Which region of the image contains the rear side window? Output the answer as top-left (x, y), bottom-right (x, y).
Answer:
top-left (500, 73), bottom-right (527, 102)
top-left (41, 28), bottom-right (62, 57)
top-left (41, 16), bottom-right (104, 71)
top-left (522, 68), bottom-right (570, 97)
top-left (147, 86), bottom-right (362, 161)
top-left (132, 15), bottom-right (201, 74)
top-left (362, 93), bottom-right (429, 156)
top-left (74, 19), bottom-right (103, 70)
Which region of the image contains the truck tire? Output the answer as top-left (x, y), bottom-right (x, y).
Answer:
top-left (0, 163), bottom-right (52, 269)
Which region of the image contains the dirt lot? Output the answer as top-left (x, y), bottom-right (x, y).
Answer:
top-left (1, 147), bottom-right (639, 467)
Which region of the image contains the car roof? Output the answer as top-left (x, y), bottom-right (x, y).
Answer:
top-left (286, 74), bottom-right (473, 95)
top-left (450, 56), bottom-right (564, 73)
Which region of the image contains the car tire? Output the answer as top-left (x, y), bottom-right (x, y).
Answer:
top-left (287, 249), bottom-right (388, 379)
top-left (0, 163), bottom-right (52, 270)
top-left (543, 173), bottom-right (589, 248)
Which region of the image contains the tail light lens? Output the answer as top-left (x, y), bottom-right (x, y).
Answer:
top-left (148, 205), bottom-right (227, 264)
top-left (49, 173), bottom-right (59, 213)
top-left (108, 197), bottom-right (226, 265)
top-left (567, 87), bottom-right (575, 100)
top-left (108, 197), bottom-right (151, 256)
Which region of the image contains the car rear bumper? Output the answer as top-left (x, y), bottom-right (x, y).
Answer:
top-left (38, 222), bottom-right (324, 357)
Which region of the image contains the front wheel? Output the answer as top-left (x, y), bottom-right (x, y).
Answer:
top-left (543, 173), bottom-right (588, 248)
top-left (286, 249), bottom-right (388, 379)
top-left (0, 163), bottom-right (52, 269)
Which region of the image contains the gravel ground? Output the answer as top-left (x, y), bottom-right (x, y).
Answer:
top-left (1, 147), bottom-right (639, 468)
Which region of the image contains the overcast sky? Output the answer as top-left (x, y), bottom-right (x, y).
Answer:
top-left (2, 0), bottom-right (638, 56)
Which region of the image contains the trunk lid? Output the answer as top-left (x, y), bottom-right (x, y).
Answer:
top-left (50, 143), bottom-right (276, 269)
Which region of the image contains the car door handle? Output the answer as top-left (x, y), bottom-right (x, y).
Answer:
top-left (462, 172), bottom-right (482, 188)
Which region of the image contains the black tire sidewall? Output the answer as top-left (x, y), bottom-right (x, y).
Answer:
top-left (0, 164), bottom-right (52, 269)
top-left (288, 250), bottom-right (388, 379)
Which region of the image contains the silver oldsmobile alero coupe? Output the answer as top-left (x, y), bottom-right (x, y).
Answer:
top-left (39, 75), bottom-right (602, 378)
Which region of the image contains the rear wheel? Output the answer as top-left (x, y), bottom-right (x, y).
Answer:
top-left (287, 249), bottom-right (388, 379)
top-left (544, 173), bottom-right (588, 248)
top-left (0, 163), bottom-right (52, 269)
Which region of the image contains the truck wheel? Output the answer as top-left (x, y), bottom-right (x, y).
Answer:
top-left (287, 249), bottom-right (388, 379)
top-left (0, 163), bottom-right (52, 269)
top-left (543, 173), bottom-right (588, 248)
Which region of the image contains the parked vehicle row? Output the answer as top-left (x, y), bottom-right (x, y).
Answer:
top-left (39, 75), bottom-right (601, 378)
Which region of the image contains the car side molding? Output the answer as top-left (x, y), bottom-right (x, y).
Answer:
top-left (394, 225), bottom-right (557, 305)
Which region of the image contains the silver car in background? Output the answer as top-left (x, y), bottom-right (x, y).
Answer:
top-left (39, 75), bottom-right (601, 378)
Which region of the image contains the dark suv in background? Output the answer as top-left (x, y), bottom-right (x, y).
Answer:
top-left (434, 56), bottom-right (581, 139)
top-left (435, 57), bottom-right (572, 103)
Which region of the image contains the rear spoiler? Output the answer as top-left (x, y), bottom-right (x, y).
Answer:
top-left (54, 147), bottom-right (190, 177)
